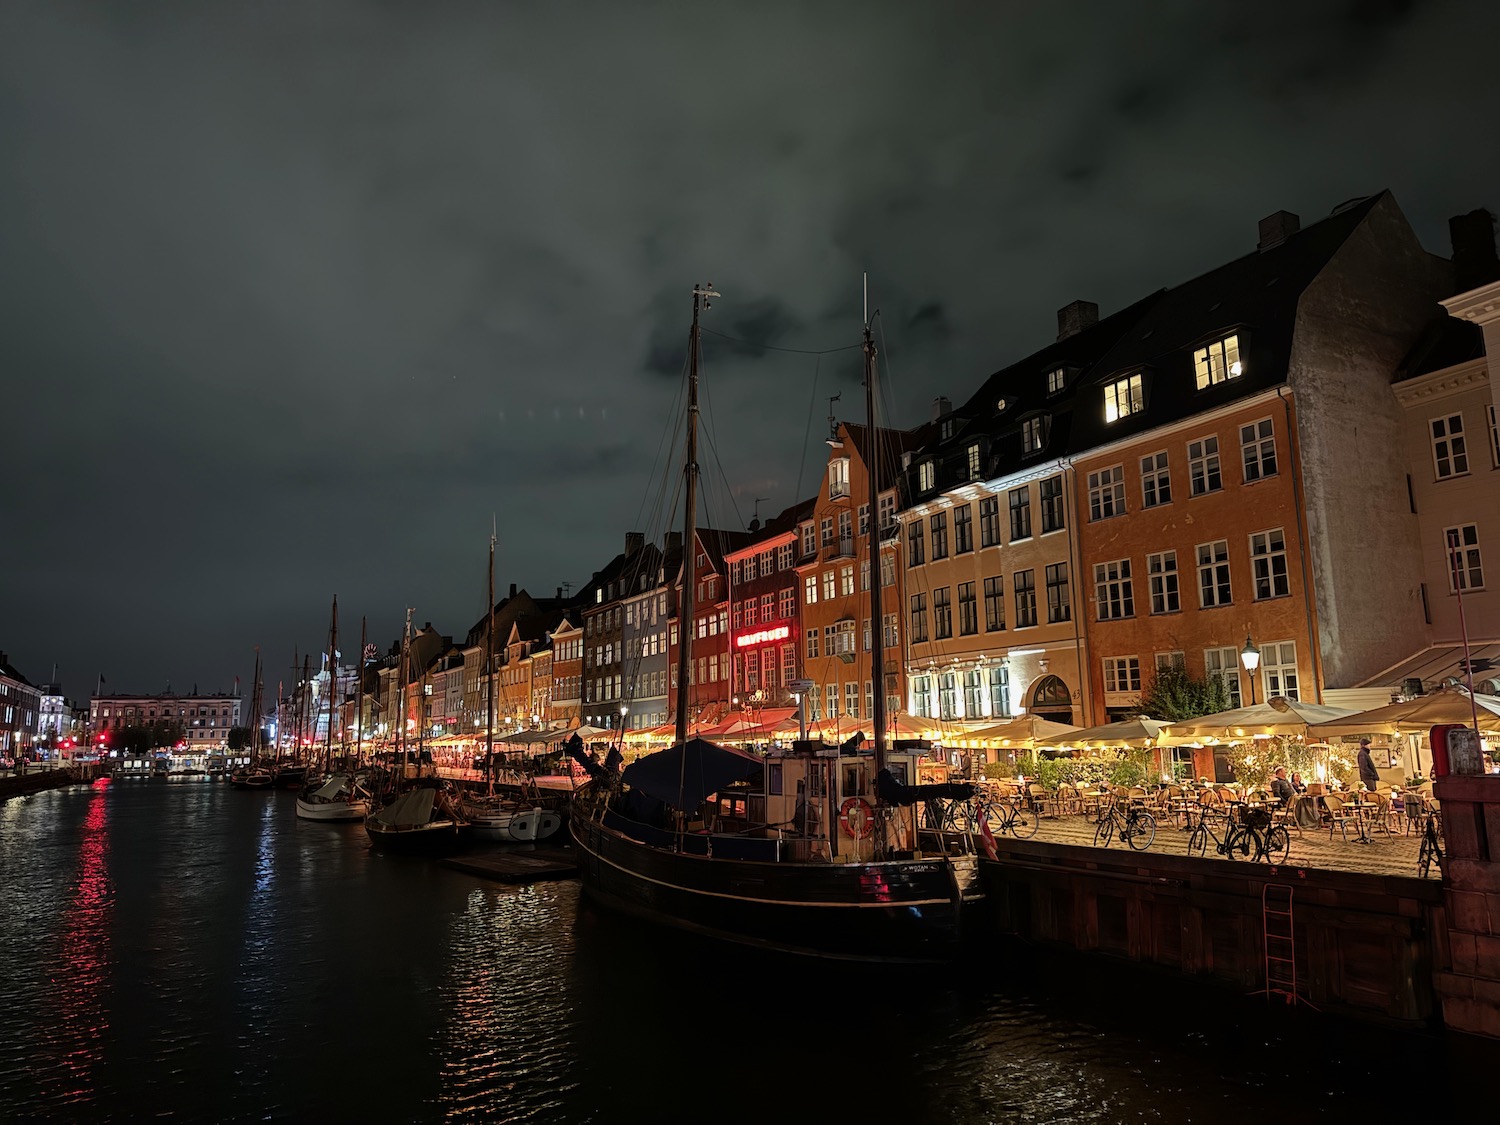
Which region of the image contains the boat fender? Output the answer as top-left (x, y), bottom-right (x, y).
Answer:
top-left (839, 797), bottom-right (874, 839)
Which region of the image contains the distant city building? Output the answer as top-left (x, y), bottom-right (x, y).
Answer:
top-left (0, 652), bottom-right (41, 755)
top-left (90, 689), bottom-right (242, 751)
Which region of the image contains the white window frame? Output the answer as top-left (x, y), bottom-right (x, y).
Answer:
top-left (1087, 465), bottom-right (1126, 521)
top-left (1445, 524), bottom-right (1485, 592)
top-left (1102, 656), bottom-right (1142, 695)
top-left (1022, 416), bottom-right (1048, 454)
top-left (1250, 528), bottom-right (1290, 600)
top-left (967, 443), bottom-right (982, 479)
top-left (1140, 450), bottom-right (1171, 508)
top-left (1204, 647), bottom-right (1242, 709)
top-left (1046, 367), bottom-right (1066, 394)
top-left (1262, 641), bottom-right (1300, 701)
top-left (803, 574), bottom-right (818, 605)
top-left (1093, 558), bottom-right (1134, 621)
top-left (1240, 417), bottom-right (1277, 482)
top-left (1104, 374), bottom-right (1144, 423)
top-left (829, 457), bottom-right (851, 499)
top-left (918, 461), bottom-right (936, 491)
top-left (1431, 413), bottom-right (1469, 479)
top-left (1196, 540), bottom-right (1232, 607)
top-left (1188, 435), bottom-right (1222, 496)
top-left (1192, 334), bottom-right (1242, 390)
top-left (1147, 550), bottom-right (1179, 614)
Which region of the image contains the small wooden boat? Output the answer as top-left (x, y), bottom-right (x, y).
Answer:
top-left (365, 783), bottom-right (465, 855)
top-left (296, 773), bottom-right (372, 821)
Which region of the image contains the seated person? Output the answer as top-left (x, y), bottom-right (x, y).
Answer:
top-left (1290, 771), bottom-right (1307, 793)
top-left (1269, 766), bottom-right (1296, 806)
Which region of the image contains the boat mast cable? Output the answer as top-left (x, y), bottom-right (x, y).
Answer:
top-left (676, 283), bottom-right (717, 814)
top-left (324, 596), bottom-right (338, 775)
top-left (487, 521), bottom-right (497, 795)
top-left (865, 274), bottom-right (888, 786)
top-left (355, 616), bottom-right (367, 769)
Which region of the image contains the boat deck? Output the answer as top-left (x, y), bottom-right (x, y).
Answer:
top-left (443, 848), bottom-right (579, 883)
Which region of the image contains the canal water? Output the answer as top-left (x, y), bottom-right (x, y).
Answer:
top-left (0, 778), bottom-right (1484, 1124)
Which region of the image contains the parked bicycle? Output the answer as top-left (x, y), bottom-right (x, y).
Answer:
top-left (1417, 808), bottom-right (1443, 878)
top-left (1187, 801), bottom-right (1289, 864)
top-left (1093, 793), bottom-right (1156, 850)
top-left (932, 795), bottom-right (1040, 840)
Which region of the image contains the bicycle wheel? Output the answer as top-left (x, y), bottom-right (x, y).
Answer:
top-left (1093, 814), bottom-right (1115, 848)
top-left (1187, 823), bottom-right (1209, 857)
top-left (1261, 826), bottom-right (1291, 865)
top-left (1125, 810), bottom-right (1156, 850)
top-left (1007, 805), bottom-right (1040, 839)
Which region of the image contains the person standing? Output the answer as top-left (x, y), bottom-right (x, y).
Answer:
top-left (1357, 739), bottom-right (1380, 790)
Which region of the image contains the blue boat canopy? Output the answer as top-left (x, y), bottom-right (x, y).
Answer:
top-left (621, 737), bottom-right (763, 808)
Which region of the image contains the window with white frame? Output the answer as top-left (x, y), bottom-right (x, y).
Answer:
top-left (910, 675), bottom-right (931, 718)
top-left (881, 552), bottom-right (895, 588)
top-left (1250, 528), bottom-right (1290, 599)
top-left (979, 497), bottom-right (1001, 547)
top-left (1009, 486), bottom-right (1031, 540)
top-left (1431, 414), bottom-right (1469, 479)
top-left (1188, 436), bottom-right (1222, 495)
top-left (1102, 656), bottom-right (1142, 695)
top-left (907, 517), bottom-right (925, 565)
top-left (1192, 334), bottom-right (1242, 390)
top-left (845, 682), bottom-right (859, 719)
top-left (933, 586), bottom-right (952, 639)
top-left (954, 503), bottom-right (973, 553)
top-left (1147, 550), bottom-right (1179, 614)
top-left (1196, 540), bottom-right (1232, 607)
top-left (909, 593), bottom-right (928, 643)
top-left (929, 511), bottom-right (948, 560)
top-left (805, 628), bottom-right (819, 659)
top-left (807, 684), bottom-right (821, 721)
top-left (1047, 367), bottom-right (1067, 394)
top-left (820, 517), bottom-right (834, 547)
top-left (918, 461), bottom-right (936, 491)
top-left (804, 574), bottom-right (818, 605)
top-left (1240, 418), bottom-right (1277, 482)
top-left (963, 671), bottom-right (984, 718)
top-left (1094, 559), bottom-right (1134, 620)
top-left (1104, 374), bottom-right (1144, 423)
top-left (879, 491), bottom-right (896, 531)
top-left (1204, 647), bottom-right (1243, 708)
top-left (1046, 562), bottom-right (1070, 624)
top-left (801, 523), bottom-right (815, 557)
top-left (1154, 651), bottom-right (1186, 674)
top-left (825, 682), bottom-right (839, 717)
top-left (989, 665), bottom-right (1011, 718)
top-left (829, 457), bottom-right (851, 498)
top-left (781, 645), bottom-right (796, 685)
top-left (1039, 475), bottom-right (1065, 533)
top-left (984, 576), bottom-right (1005, 630)
top-left (822, 570), bottom-right (836, 600)
top-left (1088, 465), bottom-right (1126, 521)
top-left (967, 444), bottom-right (982, 479)
top-left (840, 564), bottom-right (855, 597)
top-left (1262, 641), bottom-right (1299, 701)
top-left (1014, 570), bottom-right (1037, 628)
top-left (838, 510), bottom-right (852, 545)
top-left (882, 612), bottom-right (899, 648)
top-left (858, 503), bottom-right (869, 536)
top-left (778, 543), bottom-right (793, 570)
top-left (860, 558), bottom-right (870, 592)
top-left (1022, 415), bottom-right (1049, 454)
top-left (1445, 524), bottom-right (1484, 591)
top-left (779, 589), bottom-right (795, 618)
top-left (938, 673), bottom-right (957, 720)
top-left (1140, 450), bottom-right (1171, 507)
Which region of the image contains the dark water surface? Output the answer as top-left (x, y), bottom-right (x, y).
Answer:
top-left (0, 778), bottom-right (1485, 1124)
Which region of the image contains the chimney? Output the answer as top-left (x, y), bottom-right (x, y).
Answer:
top-left (556, 587), bottom-right (563, 600)
top-left (624, 531), bottom-right (644, 556)
top-left (930, 396), bottom-right (952, 422)
top-left (1257, 210), bottom-right (1300, 252)
top-left (508, 583), bottom-right (517, 599)
top-left (1450, 209), bottom-right (1500, 291)
top-left (665, 531), bottom-right (683, 554)
top-left (1055, 300), bottom-right (1099, 341)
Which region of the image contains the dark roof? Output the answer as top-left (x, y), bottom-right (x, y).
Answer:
top-left (732, 496), bottom-right (818, 554)
top-left (1396, 315), bottom-right (1486, 381)
top-left (842, 422), bottom-right (928, 493)
top-left (1067, 193), bottom-right (1384, 453)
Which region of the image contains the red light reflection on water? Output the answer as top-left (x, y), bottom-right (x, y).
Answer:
top-left (45, 781), bottom-right (113, 1104)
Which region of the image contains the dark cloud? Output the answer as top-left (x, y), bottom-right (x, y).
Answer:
top-left (1, 0), bottom-right (1497, 695)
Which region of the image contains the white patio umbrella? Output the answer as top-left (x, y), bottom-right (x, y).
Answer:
top-left (1163, 698), bottom-right (1359, 740)
top-left (1305, 688), bottom-right (1500, 736)
top-left (966, 714), bottom-right (1081, 744)
top-left (1034, 716), bottom-right (1173, 748)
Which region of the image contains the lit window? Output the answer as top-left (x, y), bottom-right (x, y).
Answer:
top-left (1193, 334), bottom-right (1243, 390)
top-left (1262, 641), bottom-right (1300, 701)
top-left (1431, 414), bottom-right (1469, 479)
top-left (967, 443), bottom-right (982, 479)
top-left (803, 574), bottom-right (818, 605)
top-left (1103, 374), bottom-right (1144, 423)
top-left (829, 457), bottom-right (851, 499)
top-left (918, 461), bottom-right (936, 491)
top-left (1022, 415), bottom-right (1050, 454)
top-left (1047, 367), bottom-right (1067, 394)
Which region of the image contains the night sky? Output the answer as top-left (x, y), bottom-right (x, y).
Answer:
top-left (3, 1), bottom-right (1497, 701)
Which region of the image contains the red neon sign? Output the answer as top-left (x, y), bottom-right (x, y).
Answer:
top-left (735, 625), bottom-right (790, 648)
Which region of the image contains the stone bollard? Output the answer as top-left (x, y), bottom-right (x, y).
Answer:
top-left (1432, 773), bottom-right (1500, 1039)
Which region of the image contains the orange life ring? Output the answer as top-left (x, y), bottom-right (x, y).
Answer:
top-left (839, 796), bottom-right (874, 839)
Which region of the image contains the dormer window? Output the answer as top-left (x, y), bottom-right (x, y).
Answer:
top-left (967, 443), bottom-right (982, 479)
top-left (1046, 367), bottom-right (1067, 394)
top-left (1104, 374), bottom-right (1144, 423)
top-left (1193, 334), bottom-right (1243, 390)
top-left (1022, 415), bottom-right (1050, 454)
top-left (829, 457), bottom-right (851, 499)
top-left (918, 461), bottom-right (936, 492)
top-left (940, 418), bottom-right (956, 440)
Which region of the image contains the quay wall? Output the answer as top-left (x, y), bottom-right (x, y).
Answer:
top-left (975, 839), bottom-right (1445, 1029)
top-left (1431, 774), bottom-right (1500, 1039)
top-left (0, 763), bottom-right (109, 802)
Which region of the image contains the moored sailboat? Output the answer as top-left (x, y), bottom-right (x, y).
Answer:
top-left (297, 596), bottom-right (371, 822)
top-left (568, 283), bottom-right (980, 963)
top-left (229, 649), bottom-right (275, 789)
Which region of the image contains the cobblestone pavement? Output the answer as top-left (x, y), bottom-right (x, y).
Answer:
top-left (1010, 809), bottom-right (1434, 880)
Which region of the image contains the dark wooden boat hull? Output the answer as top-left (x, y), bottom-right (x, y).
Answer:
top-left (274, 767), bottom-right (308, 790)
top-left (569, 810), bottom-right (969, 963)
top-left (364, 819), bottom-right (464, 855)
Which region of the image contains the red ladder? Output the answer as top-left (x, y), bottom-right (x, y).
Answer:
top-left (1261, 883), bottom-right (1297, 1005)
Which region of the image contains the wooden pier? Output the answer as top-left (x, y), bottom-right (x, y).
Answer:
top-left (444, 847), bottom-right (578, 883)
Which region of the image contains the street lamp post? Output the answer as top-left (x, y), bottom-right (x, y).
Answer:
top-left (1240, 635), bottom-right (1261, 707)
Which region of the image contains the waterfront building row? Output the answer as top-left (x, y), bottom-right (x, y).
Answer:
top-left (264, 194), bottom-right (1498, 750)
